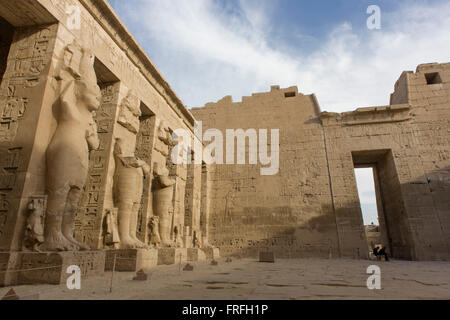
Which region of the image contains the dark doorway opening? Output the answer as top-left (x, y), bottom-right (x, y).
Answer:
top-left (353, 150), bottom-right (415, 260)
top-left (0, 17), bottom-right (14, 83)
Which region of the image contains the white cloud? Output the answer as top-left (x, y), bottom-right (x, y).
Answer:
top-left (117, 0), bottom-right (450, 111)
top-left (355, 168), bottom-right (379, 225)
top-left (354, 168), bottom-right (377, 205)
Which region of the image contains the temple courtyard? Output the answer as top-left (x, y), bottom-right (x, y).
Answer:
top-left (1, 258), bottom-right (449, 300)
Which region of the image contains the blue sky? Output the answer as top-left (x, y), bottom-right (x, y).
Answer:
top-left (355, 168), bottom-right (378, 225)
top-left (109, 0), bottom-right (450, 111)
top-left (109, 0), bottom-right (450, 225)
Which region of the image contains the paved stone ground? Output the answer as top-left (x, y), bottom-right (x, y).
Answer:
top-left (1, 258), bottom-right (450, 300)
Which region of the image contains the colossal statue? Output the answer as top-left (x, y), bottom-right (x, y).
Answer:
top-left (40, 42), bottom-right (101, 251)
top-left (152, 161), bottom-right (176, 247)
top-left (113, 138), bottom-right (150, 249)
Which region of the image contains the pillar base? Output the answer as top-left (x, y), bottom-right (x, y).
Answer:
top-left (105, 249), bottom-right (158, 272)
top-left (1, 251), bottom-right (105, 287)
top-left (202, 247), bottom-right (220, 260)
top-left (157, 248), bottom-right (187, 265)
top-left (187, 248), bottom-right (206, 262)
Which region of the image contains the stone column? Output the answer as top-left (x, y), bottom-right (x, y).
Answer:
top-left (135, 115), bottom-right (158, 244)
top-left (74, 81), bottom-right (121, 249)
top-left (200, 162), bottom-right (211, 245)
top-left (184, 157), bottom-right (202, 248)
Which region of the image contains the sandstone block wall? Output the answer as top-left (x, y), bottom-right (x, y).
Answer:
top-left (193, 63), bottom-right (450, 261)
top-left (192, 87), bottom-right (340, 258)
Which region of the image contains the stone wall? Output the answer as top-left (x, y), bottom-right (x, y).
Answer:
top-left (192, 87), bottom-right (340, 258)
top-left (192, 63), bottom-right (450, 261)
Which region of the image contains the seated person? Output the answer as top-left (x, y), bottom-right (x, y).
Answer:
top-left (378, 246), bottom-right (389, 261)
top-left (373, 246), bottom-right (379, 256)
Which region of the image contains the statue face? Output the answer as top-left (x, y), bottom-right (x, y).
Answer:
top-left (79, 81), bottom-right (101, 111)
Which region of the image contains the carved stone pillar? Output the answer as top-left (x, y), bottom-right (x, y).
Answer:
top-left (0, 24), bottom-right (58, 253)
top-left (74, 82), bottom-right (121, 249)
top-left (135, 116), bottom-right (157, 244)
top-left (200, 163), bottom-right (212, 246)
top-left (184, 158), bottom-right (202, 248)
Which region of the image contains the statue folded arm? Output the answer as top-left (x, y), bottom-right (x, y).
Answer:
top-left (156, 174), bottom-right (175, 188)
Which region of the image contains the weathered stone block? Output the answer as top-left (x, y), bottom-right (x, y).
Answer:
top-left (187, 248), bottom-right (206, 262)
top-left (105, 249), bottom-right (158, 272)
top-left (157, 248), bottom-right (187, 265)
top-left (202, 247), bottom-right (220, 260)
top-left (1, 251), bottom-right (105, 286)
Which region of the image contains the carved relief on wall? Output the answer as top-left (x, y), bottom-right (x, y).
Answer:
top-left (0, 89), bottom-right (28, 142)
top-left (22, 196), bottom-right (47, 252)
top-left (0, 147), bottom-right (22, 240)
top-left (0, 193), bottom-right (9, 238)
top-left (103, 208), bottom-right (120, 247)
top-left (148, 216), bottom-right (161, 248)
top-left (75, 82), bottom-right (120, 249)
top-left (0, 25), bottom-right (56, 142)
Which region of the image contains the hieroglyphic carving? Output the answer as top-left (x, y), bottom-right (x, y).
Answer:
top-left (0, 91), bottom-right (28, 142)
top-left (103, 208), bottom-right (120, 247)
top-left (0, 193), bottom-right (9, 238)
top-left (75, 82), bottom-right (120, 249)
top-left (135, 116), bottom-right (156, 242)
top-left (0, 26), bottom-right (56, 142)
top-left (23, 196), bottom-right (47, 252)
top-left (0, 147), bottom-right (22, 239)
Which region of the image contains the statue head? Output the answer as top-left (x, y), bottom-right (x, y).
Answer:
top-left (74, 79), bottom-right (101, 112)
top-left (75, 47), bottom-right (100, 111)
top-left (60, 42), bottom-right (101, 112)
top-left (122, 89), bottom-right (141, 117)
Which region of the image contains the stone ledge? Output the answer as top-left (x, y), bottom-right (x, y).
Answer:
top-left (202, 247), bottom-right (220, 260)
top-left (1, 251), bottom-right (105, 287)
top-left (187, 248), bottom-right (206, 262)
top-left (157, 248), bottom-right (187, 265)
top-left (105, 249), bottom-right (158, 272)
